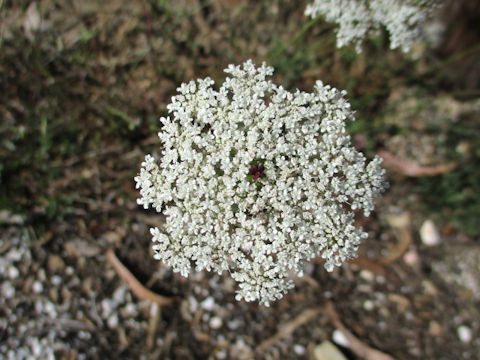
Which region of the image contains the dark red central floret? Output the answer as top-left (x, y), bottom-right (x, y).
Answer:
top-left (248, 164), bottom-right (265, 180)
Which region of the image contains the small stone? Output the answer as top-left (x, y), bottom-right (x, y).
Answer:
top-left (107, 314), bottom-right (119, 328)
top-left (456, 141), bottom-right (470, 156)
top-left (209, 316), bottom-right (223, 329)
top-left (314, 341), bottom-right (347, 360)
top-left (62, 287), bottom-right (72, 302)
top-left (363, 300), bottom-right (374, 311)
top-left (31, 338), bottom-right (42, 357)
top-left (32, 281), bottom-right (43, 293)
top-left (113, 286), bottom-right (127, 304)
top-left (293, 344), bottom-right (306, 355)
top-left (6, 248), bottom-right (22, 262)
top-left (359, 270), bottom-right (375, 282)
top-left (188, 296), bottom-right (199, 313)
top-left (332, 329), bottom-right (350, 348)
top-left (49, 288), bottom-right (59, 302)
top-left (123, 303), bottom-right (137, 317)
top-left (388, 293), bottom-right (410, 312)
top-left (357, 284), bottom-right (372, 293)
top-left (51, 275), bottom-right (62, 286)
top-left (422, 280), bottom-right (438, 296)
top-left (64, 239), bottom-right (100, 257)
top-left (403, 249), bottom-right (420, 266)
top-left (47, 255), bottom-right (65, 272)
top-left (101, 299), bottom-right (115, 318)
top-left (231, 338), bottom-right (252, 359)
top-left (201, 296), bottom-right (215, 312)
top-left (8, 266), bottom-right (19, 279)
top-left (457, 325), bottom-right (472, 343)
top-left (215, 349), bottom-right (227, 359)
top-left (420, 220), bottom-right (440, 246)
top-left (44, 301), bottom-right (57, 317)
top-left (2, 282), bottom-right (15, 298)
top-left (429, 321), bottom-right (442, 336)
top-left (227, 319), bottom-right (241, 330)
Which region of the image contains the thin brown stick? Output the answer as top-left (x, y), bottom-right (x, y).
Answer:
top-left (378, 150), bottom-right (457, 177)
top-left (349, 257), bottom-right (387, 276)
top-left (249, 307), bottom-right (324, 358)
top-left (106, 248), bottom-right (176, 306)
top-left (326, 301), bottom-right (395, 360)
top-left (146, 303), bottom-right (161, 350)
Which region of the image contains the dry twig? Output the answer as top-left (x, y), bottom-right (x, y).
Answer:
top-left (106, 248), bottom-right (176, 306)
top-left (380, 212), bottom-right (412, 265)
top-left (378, 150), bottom-right (457, 177)
top-left (248, 307), bottom-right (324, 359)
top-left (326, 301), bottom-right (395, 360)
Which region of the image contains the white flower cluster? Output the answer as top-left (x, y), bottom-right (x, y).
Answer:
top-left (305, 0), bottom-right (438, 52)
top-left (135, 60), bottom-right (386, 305)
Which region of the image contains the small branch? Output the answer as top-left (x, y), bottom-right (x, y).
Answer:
top-left (248, 307), bottom-right (324, 359)
top-left (349, 257), bottom-right (387, 276)
top-left (326, 301), bottom-right (395, 360)
top-left (378, 150), bottom-right (457, 177)
top-left (106, 248), bottom-right (176, 306)
top-left (380, 212), bottom-right (412, 265)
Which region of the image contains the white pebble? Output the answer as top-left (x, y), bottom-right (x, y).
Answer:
top-left (32, 281), bottom-right (43, 293)
top-left (403, 249), bottom-right (419, 266)
top-left (107, 314), bottom-right (119, 328)
top-left (2, 282), bottom-right (15, 299)
top-left (113, 286), bottom-right (127, 304)
top-left (457, 325), bottom-right (473, 343)
top-left (332, 329), bottom-right (350, 348)
top-left (79, 331), bottom-right (91, 339)
top-left (363, 300), bottom-right (375, 311)
top-left (360, 270), bottom-right (375, 282)
top-left (227, 319), bottom-right (241, 330)
top-left (101, 299), bottom-right (115, 318)
top-left (124, 303), bottom-right (137, 317)
top-left (30, 338), bottom-right (42, 357)
top-left (188, 296), bottom-right (199, 313)
top-left (201, 296), bottom-right (215, 312)
top-left (293, 344), bottom-right (306, 355)
top-left (209, 316), bottom-right (223, 329)
top-left (7, 249), bottom-right (22, 262)
top-left (35, 300), bottom-right (44, 313)
top-left (8, 266), bottom-right (19, 279)
top-left (51, 275), bottom-right (62, 286)
top-left (420, 220), bottom-right (440, 246)
top-left (44, 302), bottom-right (57, 317)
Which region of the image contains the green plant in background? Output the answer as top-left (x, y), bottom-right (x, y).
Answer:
top-left (416, 119), bottom-right (480, 236)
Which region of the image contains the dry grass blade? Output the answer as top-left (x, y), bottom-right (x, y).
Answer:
top-left (326, 301), bottom-right (395, 360)
top-left (378, 150), bottom-right (457, 177)
top-left (249, 307), bottom-right (324, 358)
top-left (146, 303), bottom-right (161, 351)
top-left (380, 212), bottom-right (412, 265)
top-left (349, 257), bottom-right (387, 276)
top-left (106, 248), bottom-right (176, 306)
top-left (312, 255), bottom-right (388, 276)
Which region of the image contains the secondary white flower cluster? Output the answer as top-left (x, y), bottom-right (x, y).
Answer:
top-left (135, 60), bottom-right (386, 305)
top-left (305, 0), bottom-right (438, 52)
